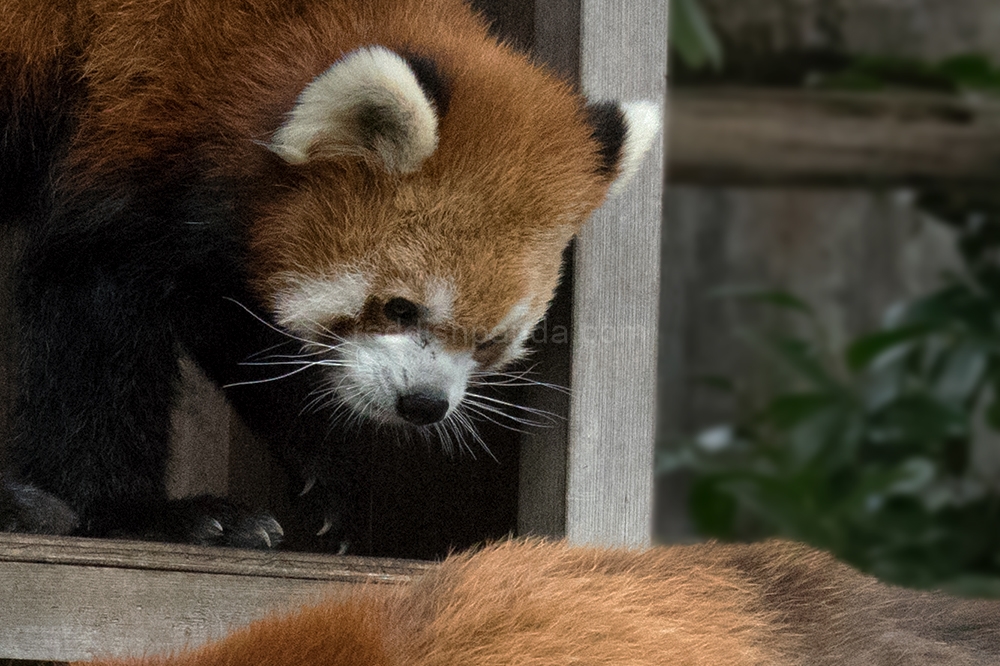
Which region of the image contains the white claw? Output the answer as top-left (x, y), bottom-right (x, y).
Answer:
top-left (266, 517), bottom-right (285, 537)
top-left (257, 526), bottom-right (273, 549)
top-left (317, 517), bottom-right (334, 537)
top-left (300, 477), bottom-right (317, 497)
top-left (210, 519), bottom-right (224, 534)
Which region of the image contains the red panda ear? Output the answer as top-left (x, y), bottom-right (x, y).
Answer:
top-left (585, 100), bottom-right (661, 196)
top-left (269, 46), bottom-right (440, 173)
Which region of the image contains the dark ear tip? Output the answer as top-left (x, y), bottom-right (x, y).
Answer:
top-left (403, 53), bottom-right (451, 117)
top-left (584, 101), bottom-right (627, 177)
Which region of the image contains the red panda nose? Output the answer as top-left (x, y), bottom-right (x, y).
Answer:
top-left (396, 390), bottom-right (450, 426)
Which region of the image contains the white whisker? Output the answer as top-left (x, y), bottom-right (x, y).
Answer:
top-left (463, 401), bottom-right (542, 433)
top-left (464, 392), bottom-right (563, 422)
top-left (223, 362), bottom-right (322, 389)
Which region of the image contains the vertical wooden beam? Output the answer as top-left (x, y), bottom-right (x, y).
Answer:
top-left (565, 1), bottom-right (667, 546)
top-left (517, 0), bottom-right (580, 540)
top-left (522, 0), bottom-right (666, 545)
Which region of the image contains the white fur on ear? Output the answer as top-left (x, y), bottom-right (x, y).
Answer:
top-left (608, 101), bottom-right (662, 197)
top-left (270, 46), bottom-right (439, 173)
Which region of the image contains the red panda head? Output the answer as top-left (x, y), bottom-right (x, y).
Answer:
top-left (247, 41), bottom-right (660, 431)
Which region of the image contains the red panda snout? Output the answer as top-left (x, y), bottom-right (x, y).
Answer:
top-left (396, 389), bottom-right (450, 426)
top-left (275, 288), bottom-right (542, 438)
top-left (269, 268), bottom-right (542, 436)
top-left (331, 329), bottom-right (476, 430)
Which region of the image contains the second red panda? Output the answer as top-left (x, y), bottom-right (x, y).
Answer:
top-left (81, 539), bottom-right (1000, 666)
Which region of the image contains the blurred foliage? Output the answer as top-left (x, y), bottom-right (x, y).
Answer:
top-left (670, 0), bottom-right (723, 71)
top-left (660, 192), bottom-right (1000, 596)
top-left (812, 53), bottom-right (1000, 95)
top-left (675, 41), bottom-right (1000, 97)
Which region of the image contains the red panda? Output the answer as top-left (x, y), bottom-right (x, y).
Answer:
top-left (79, 539), bottom-right (1000, 666)
top-left (0, 0), bottom-right (659, 549)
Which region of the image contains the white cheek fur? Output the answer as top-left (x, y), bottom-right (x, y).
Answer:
top-left (330, 332), bottom-right (475, 425)
top-left (272, 272), bottom-right (370, 335)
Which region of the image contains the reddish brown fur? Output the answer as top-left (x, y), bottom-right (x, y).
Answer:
top-left (84, 540), bottom-right (1000, 666)
top-left (4, 0), bottom-right (607, 337)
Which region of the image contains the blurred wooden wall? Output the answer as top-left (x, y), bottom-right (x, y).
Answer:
top-left (655, 0), bottom-right (998, 540)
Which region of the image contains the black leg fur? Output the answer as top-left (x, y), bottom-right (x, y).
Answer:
top-left (172, 293), bottom-right (361, 550)
top-left (4, 173), bottom-right (289, 548)
top-left (0, 474), bottom-right (79, 535)
top-left (1, 36), bottom-right (363, 545)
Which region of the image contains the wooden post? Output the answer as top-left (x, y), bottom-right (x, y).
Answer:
top-left (522, 1), bottom-right (666, 547)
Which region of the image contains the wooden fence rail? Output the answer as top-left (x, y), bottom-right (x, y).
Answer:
top-left (0, 533), bottom-right (430, 661)
top-left (669, 88), bottom-right (1000, 188)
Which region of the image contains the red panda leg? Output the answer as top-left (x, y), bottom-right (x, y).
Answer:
top-left (173, 296), bottom-right (360, 552)
top-left (7, 258), bottom-right (281, 547)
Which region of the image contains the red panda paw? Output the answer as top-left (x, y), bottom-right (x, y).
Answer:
top-left (158, 496), bottom-right (284, 549)
top-left (0, 478), bottom-right (79, 535)
top-left (289, 476), bottom-right (352, 555)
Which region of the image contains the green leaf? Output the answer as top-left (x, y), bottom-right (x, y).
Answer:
top-left (939, 53), bottom-right (1000, 92)
top-left (932, 340), bottom-right (989, 406)
top-left (741, 332), bottom-right (841, 390)
top-left (760, 393), bottom-right (835, 429)
top-left (986, 390), bottom-right (1000, 431)
top-left (689, 476), bottom-right (739, 538)
top-left (862, 360), bottom-right (906, 413)
top-left (670, 0), bottom-right (723, 70)
top-left (845, 325), bottom-right (930, 372)
top-left (901, 285), bottom-right (991, 333)
top-left (884, 458), bottom-right (937, 497)
top-left (869, 394), bottom-right (968, 449)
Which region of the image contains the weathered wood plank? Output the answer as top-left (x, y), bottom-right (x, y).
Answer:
top-left (561, 0), bottom-right (667, 547)
top-left (0, 533), bottom-right (430, 581)
top-left (670, 88), bottom-right (1000, 188)
top-left (0, 534), bottom-right (430, 661)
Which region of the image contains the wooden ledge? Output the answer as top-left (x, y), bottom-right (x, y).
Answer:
top-left (669, 87), bottom-right (1000, 188)
top-left (0, 534), bottom-right (431, 662)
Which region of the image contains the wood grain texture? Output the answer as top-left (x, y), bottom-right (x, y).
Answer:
top-left (167, 357), bottom-right (231, 500)
top-left (0, 534), bottom-right (430, 661)
top-left (563, 0), bottom-right (666, 547)
top-left (670, 88), bottom-right (1000, 188)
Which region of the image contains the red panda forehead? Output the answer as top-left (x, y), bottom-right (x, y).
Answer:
top-left (424, 52), bottom-right (609, 219)
top-left (319, 7), bottom-right (612, 219)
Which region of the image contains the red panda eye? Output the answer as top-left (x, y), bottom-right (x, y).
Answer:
top-left (384, 297), bottom-right (422, 327)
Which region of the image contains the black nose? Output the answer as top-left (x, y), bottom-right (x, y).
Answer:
top-left (396, 390), bottom-right (450, 426)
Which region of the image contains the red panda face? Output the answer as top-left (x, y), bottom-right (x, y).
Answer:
top-left (247, 46), bottom-right (660, 430)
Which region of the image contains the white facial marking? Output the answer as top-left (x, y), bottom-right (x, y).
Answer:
top-left (608, 100), bottom-right (662, 197)
top-left (270, 46), bottom-right (439, 173)
top-left (332, 332), bottom-right (475, 425)
top-left (486, 297), bottom-right (538, 367)
top-left (272, 272), bottom-right (370, 335)
top-left (490, 298), bottom-right (532, 340)
top-left (424, 277), bottom-right (456, 325)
